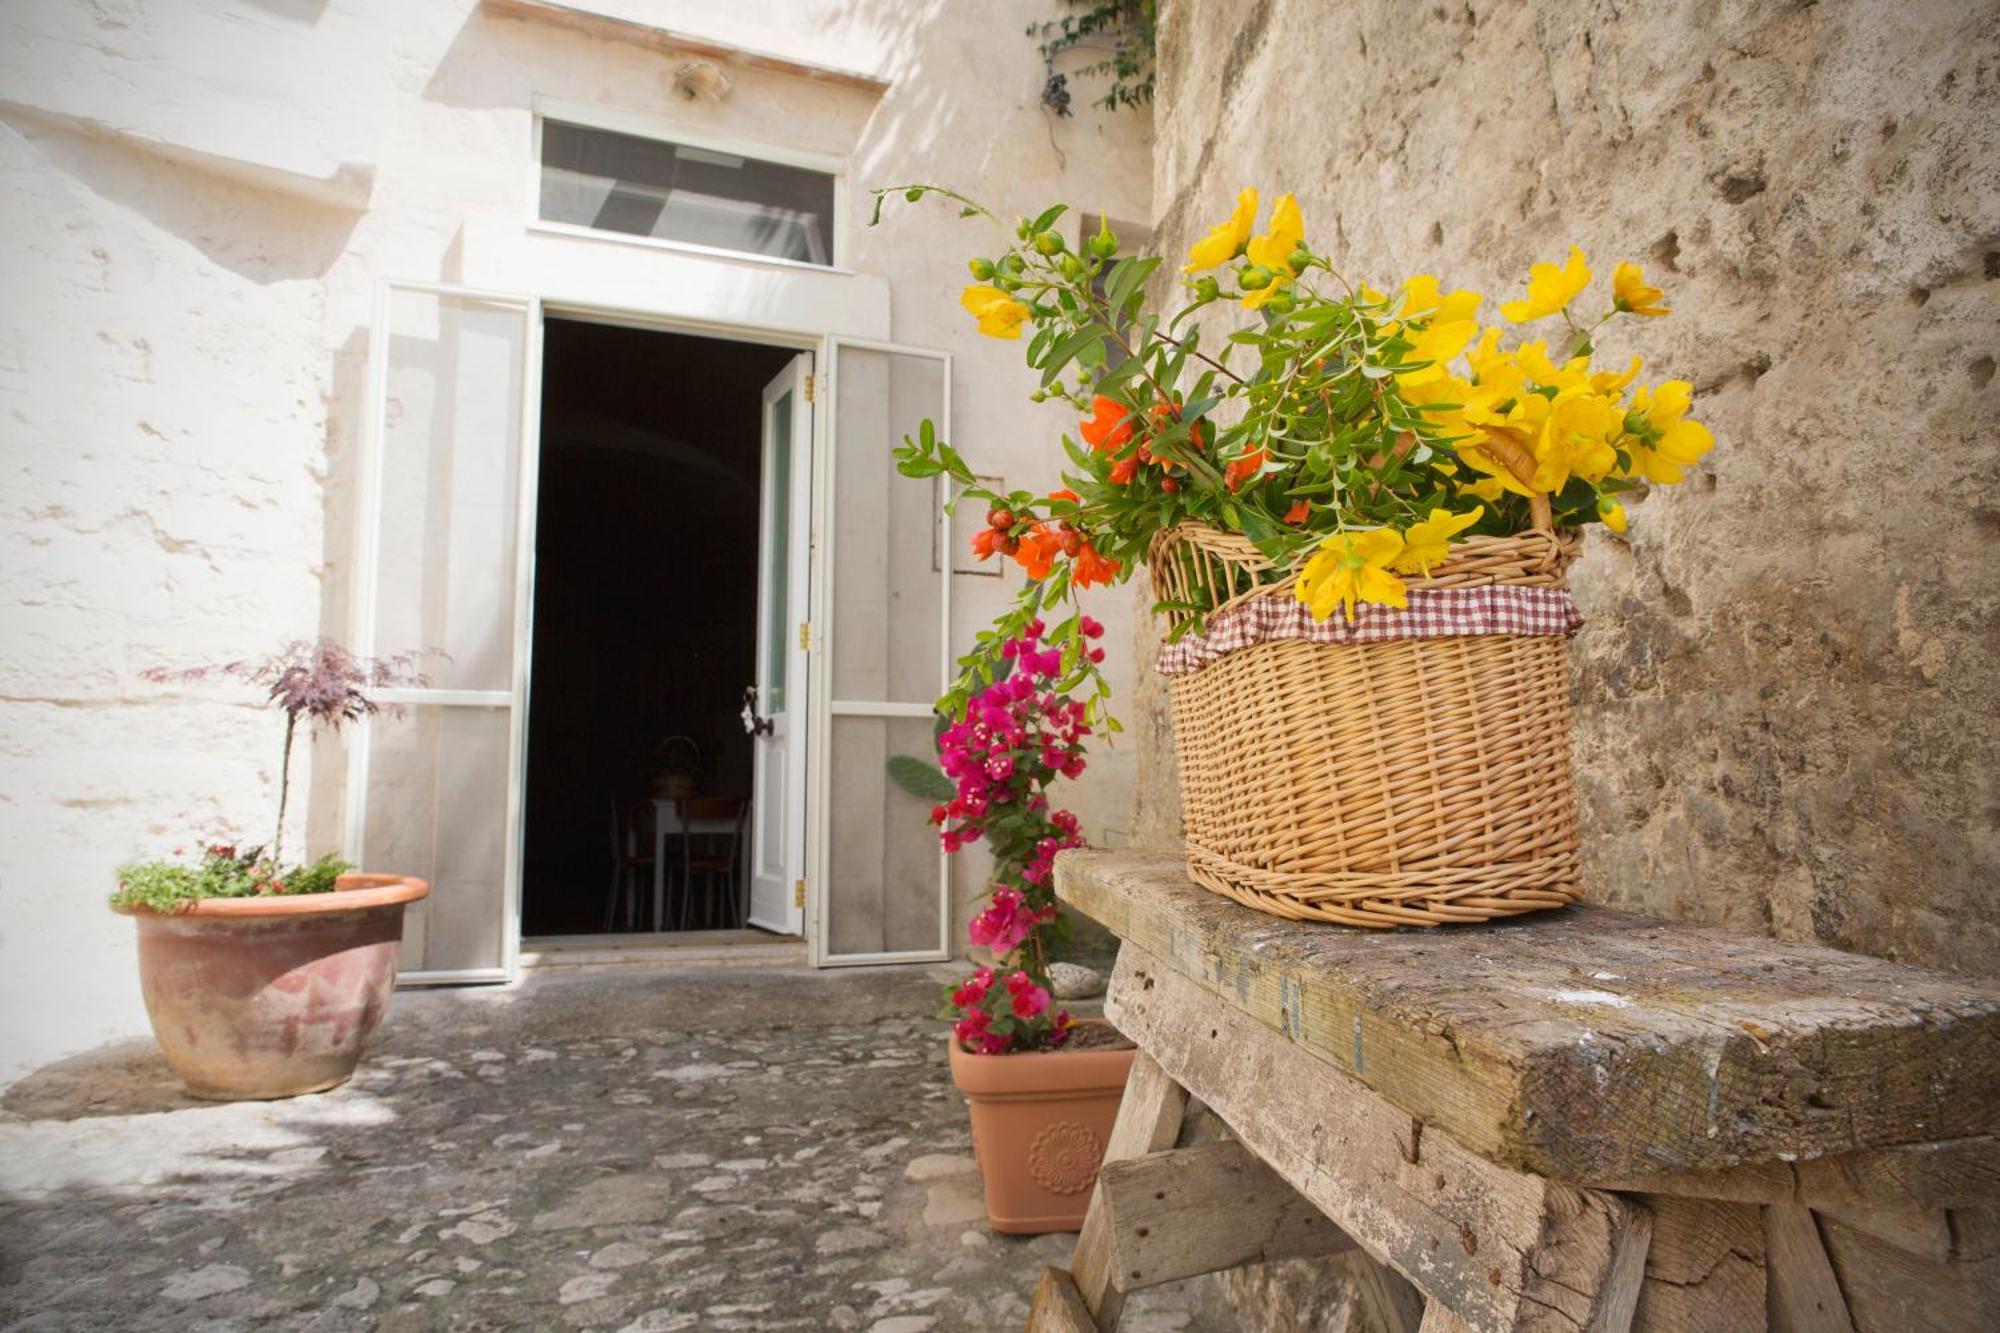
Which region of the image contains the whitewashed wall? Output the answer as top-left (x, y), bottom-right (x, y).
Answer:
top-left (0, 0), bottom-right (1150, 1085)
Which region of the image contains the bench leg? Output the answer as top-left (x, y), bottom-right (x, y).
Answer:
top-left (1061, 1050), bottom-right (1188, 1329)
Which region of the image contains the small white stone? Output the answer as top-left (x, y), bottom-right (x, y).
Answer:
top-left (560, 1273), bottom-right (619, 1304)
top-left (161, 1265), bottom-right (250, 1302)
top-left (331, 1277), bottom-right (379, 1309)
top-left (590, 1242), bottom-right (652, 1270)
top-left (1047, 961), bottom-right (1106, 999)
top-left (902, 1153), bottom-right (976, 1183)
top-left (959, 1230), bottom-right (991, 1249)
top-left (413, 1278), bottom-right (456, 1298)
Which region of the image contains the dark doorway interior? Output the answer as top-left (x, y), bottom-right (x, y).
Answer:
top-left (523, 318), bottom-right (797, 936)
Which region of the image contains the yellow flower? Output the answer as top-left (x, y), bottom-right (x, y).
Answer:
top-left (1598, 497), bottom-right (1628, 534)
top-left (960, 285), bottom-right (1030, 339)
top-left (1183, 187), bottom-right (1259, 273)
top-left (1391, 506), bottom-right (1484, 574)
top-left (1534, 387), bottom-right (1622, 490)
top-left (1294, 528), bottom-right (1408, 623)
top-left (1242, 193), bottom-right (1305, 309)
top-left (1400, 373), bottom-right (1476, 441)
top-left (1620, 380), bottom-right (1714, 483)
top-left (1591, 355), bottom-right (1643, 396)
top-left (1397, 274), bottom-right (1483, 325)
top-left (1395, 317), bottom-right (1478, 388)
top-left (1612, 261), bottom-right (1671, 318)
top-left (1500, 245), bottom-right (1593, 323)
top-left (1465, 329), bottom-right (1525, 396)
top-left (1463, 474), bottom-right (1510, 503)
top-left (1515, 340), bottom-right (1591, 392)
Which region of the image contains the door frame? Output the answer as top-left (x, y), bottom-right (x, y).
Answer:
top-left (358, 283), bottom-right (953, 975)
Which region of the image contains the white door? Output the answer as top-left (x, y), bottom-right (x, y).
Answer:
top-left (345, 281), bottom-right (542, 984)
top-left (809, 338), bottom-right (953, 966)
top-left (747, 354), bottom-right (812, 934)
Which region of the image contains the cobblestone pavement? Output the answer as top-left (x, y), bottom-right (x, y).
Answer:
top-left (0, 964), bottom-right (1228, 1332)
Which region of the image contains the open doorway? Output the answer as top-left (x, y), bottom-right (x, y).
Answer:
top-left (522, 317), bottom-right (799, 938)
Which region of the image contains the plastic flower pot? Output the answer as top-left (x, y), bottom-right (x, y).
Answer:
top-left (947, 1022), bottom-right (1136, 1234)
top-left (113, 873), bottom-right (429, 1101)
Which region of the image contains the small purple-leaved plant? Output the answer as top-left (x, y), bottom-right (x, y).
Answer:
top-left (144, 639), bottom-right (432, 865)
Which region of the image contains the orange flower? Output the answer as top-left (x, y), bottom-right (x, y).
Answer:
top-left (1079, 395), bottom-right (1136, 453)
top-left (1047, 488), bottom-right (1080, 503)
top-left (1108, 454), bottom-right (1139, 485)
top-left (1013, 524), bottom-right (1063, 580)
top-left (1284, 500), bottom-right (1310, 525)
top-left (1142, 403), bottom-right (1207, 471)
top-left (971, 527), bottom-right (1006, 560)
top-left (1224, 447), bottom-right (1267, 491)
top-left (1073, 541), bottom-right (1121, 588)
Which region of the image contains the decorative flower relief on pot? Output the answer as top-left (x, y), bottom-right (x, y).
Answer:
top-left (1028, 1120), bottom-right (1104, 1195)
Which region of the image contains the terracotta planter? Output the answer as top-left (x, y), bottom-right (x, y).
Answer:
top-left (947, 1026), bottom-right (1136, 1234)
top-left (115, 873), bottom-right (429, 1101)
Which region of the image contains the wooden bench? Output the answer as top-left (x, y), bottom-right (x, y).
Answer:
top-left (1025, 850), bottom-right (2000, 1332)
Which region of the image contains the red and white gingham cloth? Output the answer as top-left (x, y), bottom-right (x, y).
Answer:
top-left (1155, 585), bottom-right (1583, 676)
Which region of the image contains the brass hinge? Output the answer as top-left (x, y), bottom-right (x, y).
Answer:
top-left (793, 878), bottom-right (806, 908)
top-left (798, 621), bottom-right (812, 651)
top-left (803, 374), bottom-right (817, 403)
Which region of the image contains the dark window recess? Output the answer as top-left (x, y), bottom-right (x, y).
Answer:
top-left (539, 120), bottom-right (836, 266)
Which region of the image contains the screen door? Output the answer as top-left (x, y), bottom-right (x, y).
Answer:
top-left (809, 338), bottom-right (952, 966)
top-left (345, 281), bottom-right (541, 984)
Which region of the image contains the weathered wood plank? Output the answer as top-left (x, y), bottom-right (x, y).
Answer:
top-left (1069, 1050), bottom-right (1187, 1328)
top-left (1095, 1140), bottom-right (1355, 1290)
top-left (1344, 1252), bottom-right (1427, 1333)
top-left (1057, 850), bottom-right (2000, 1182)
top-left (1024, 1266), bottom-right (1098, 1333)
top-left (1628, 1197), bottom-right (1762, 1332)
top-left (1818, 1212), bottom-right (2000, 1332)
top-left (1764, 1204), bottom-right (1853, 1333)
top-left (1597, 1135), bottom-right (2000, 1212)
top-left (1105, 945), bottom-right (1650, 1331)
top-left (1419, 1303), bottom-right (1474, 1332)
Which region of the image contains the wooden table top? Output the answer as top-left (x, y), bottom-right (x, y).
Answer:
top-left (1056, 849), bottom-right (2000, 1182)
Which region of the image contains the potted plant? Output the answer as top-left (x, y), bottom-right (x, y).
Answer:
top-left (113, 639), bottom-right (431, 1101)
top-left (929, 622), bottom-right (1134, 1234)
top-left (879, 186), bottom-right (1714, 928)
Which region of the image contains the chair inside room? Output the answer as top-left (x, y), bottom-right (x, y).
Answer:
top-left (603, 799), bottom-right (655, 931)
top-left (676, 796), bottom-right (747, 931)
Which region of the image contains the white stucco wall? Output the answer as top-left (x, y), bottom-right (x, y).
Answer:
top-left (0, 0), bottom-right (1150, 1085)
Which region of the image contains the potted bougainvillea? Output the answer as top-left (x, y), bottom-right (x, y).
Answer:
top-left (930, 623), bottom-right (1135, 1234)
top-left (112, 639), bottom-right (431, 1101)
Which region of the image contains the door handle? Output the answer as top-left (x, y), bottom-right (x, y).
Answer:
top-left (741, 686), bottom-right (774, 738)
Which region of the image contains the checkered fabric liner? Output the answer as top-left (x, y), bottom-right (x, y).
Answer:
top-left (1155, 584), bottom-right (1584, 676)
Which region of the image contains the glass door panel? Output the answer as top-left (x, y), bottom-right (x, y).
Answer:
top-left (347, 282), bottom-right (538, 983)
top-left (812, 340), bottom-right (951, 965)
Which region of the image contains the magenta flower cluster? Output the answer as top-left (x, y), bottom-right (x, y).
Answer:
top-left (949, 966), bottom-right (1070, 1055)
top-left (935, 619), bottom-right (1105, 1056)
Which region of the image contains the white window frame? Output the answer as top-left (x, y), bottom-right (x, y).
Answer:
top-left (529, 95), bottom-right (852, 274)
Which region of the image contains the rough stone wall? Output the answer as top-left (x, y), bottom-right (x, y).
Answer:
top-left (1142, 0), bottom-right (2000, 978)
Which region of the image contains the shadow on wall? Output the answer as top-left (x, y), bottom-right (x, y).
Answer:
top-left (0, 108), bottom-right (362, 285)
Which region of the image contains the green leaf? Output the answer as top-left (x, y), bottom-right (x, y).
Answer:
top-left (885, 754), bottom-right (956, 803)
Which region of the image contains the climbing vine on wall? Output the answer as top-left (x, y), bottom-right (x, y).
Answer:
top-left (1029, 0), bottom-right (1156, 117)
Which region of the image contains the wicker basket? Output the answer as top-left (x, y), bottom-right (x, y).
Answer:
top-left (1148, 507), bottom-right (1584, 929)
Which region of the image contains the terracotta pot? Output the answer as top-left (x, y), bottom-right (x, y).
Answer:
top-left (947, 1025), bottom-right (1136, 1234)
top-left (114, 873), bottom-right (429, 1101)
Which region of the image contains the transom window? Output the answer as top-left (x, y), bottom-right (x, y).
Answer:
top-left (538, 119), bottom-right (837, 267)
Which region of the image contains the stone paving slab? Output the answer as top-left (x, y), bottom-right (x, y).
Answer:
top-left (0, 964), bottom-right (1226, 1332)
